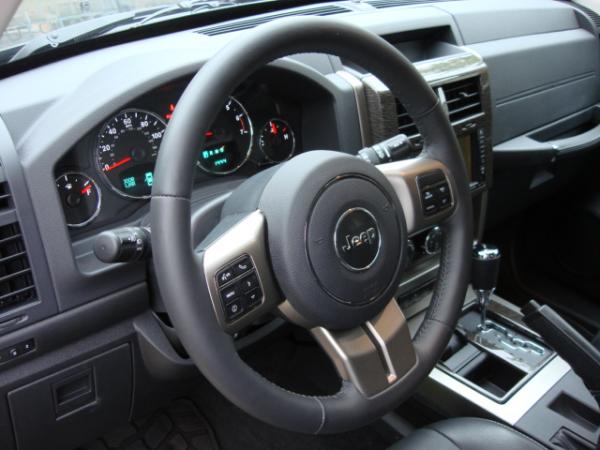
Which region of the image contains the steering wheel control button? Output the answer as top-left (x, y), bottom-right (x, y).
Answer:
top-left (334, 208), bottom-right (381, 272)
top-left (233, 256), bottom-right (252, 275)
top-left (220, 285), bottom-right (239, 304)
top-left (239, 273), bottom-right (259, 292)
top-left (417, 170), bottom-right (452, 216)
top-left (217, 267), bottom-right (236, 286)
top-left (224, 298), bottom-right (245, 320)
top-left (245, 288), bottom-right (262, 307)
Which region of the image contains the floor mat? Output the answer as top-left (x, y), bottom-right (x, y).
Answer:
top-left (79, 399), bottom-right (219, 450)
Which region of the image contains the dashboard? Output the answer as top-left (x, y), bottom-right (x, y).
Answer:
top-left (53, 67), bottom-right (336, 236)
top-left (0, 0), bottom-right (598, 448)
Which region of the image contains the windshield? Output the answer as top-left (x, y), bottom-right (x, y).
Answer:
top-left (1, 1), bottom-right (171, 50)
top-left (0, 0), bottom-right (266, 62)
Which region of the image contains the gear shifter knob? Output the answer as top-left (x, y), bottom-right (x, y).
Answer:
top-left (472, 243), bottom-right (501, 291)
top-left (472, 243), bottom-right (501, 330)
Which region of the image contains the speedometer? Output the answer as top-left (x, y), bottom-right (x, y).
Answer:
top-left (95, 109), bottom-right (166, 199)
top-left (197, 97), bottom-right (253, 175)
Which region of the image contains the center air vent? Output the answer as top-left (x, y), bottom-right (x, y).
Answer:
top-left (395, 76), bottom-right (482, 136)
top-left (442, 77), bottom-right (482, 122)
top-left (197, 5), bottom-right (350, 36)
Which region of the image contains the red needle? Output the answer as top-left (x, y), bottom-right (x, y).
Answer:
top-left (104, 156), bottom-right (132, 172)
top-left (81, 185), bottom-right (92, 195)
top-left (270, 121), bottom-right (278, 135)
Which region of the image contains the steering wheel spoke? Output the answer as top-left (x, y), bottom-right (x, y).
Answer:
top-left (377, 155), bottom-right (456, 235)
top-left (202, 210), bottom-right (282, 333)
top-left (312, 299), bottom-right (416, 397)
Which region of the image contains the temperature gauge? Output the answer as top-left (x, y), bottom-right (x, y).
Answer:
top-left (56, 172), bottom-right (101, 228)
top-left (258, 119), bottom-right (295, 163)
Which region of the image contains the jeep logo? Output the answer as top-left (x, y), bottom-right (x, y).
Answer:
top-left (342, 227), bottom-right (378, 252)
top-left (334, 208), bottom-right (381, 271)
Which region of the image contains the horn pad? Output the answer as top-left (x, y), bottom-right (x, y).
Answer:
top-left (258, 151), bottom-right (408, 330)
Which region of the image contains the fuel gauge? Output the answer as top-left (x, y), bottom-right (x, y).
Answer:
top-left (258, 119), bottom-right (295, 163)
top-left (56, 172), bottom-right (101, 228)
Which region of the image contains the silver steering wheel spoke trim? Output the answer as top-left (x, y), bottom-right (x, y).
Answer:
top-left (203, 210), bottom-right (282, 334)
top-left (377, 156), bottom-right (456, 235)
top-left (312, 299), bottom-right (417, 397)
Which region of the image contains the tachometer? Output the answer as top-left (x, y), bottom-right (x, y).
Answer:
top-left (95, 109), bottom-right (166, 199)
top-left (197, 97), bottom-right (253, 175)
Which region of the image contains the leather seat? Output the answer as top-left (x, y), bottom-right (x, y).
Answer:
top-left (389, 417), bottom-right (546, 450)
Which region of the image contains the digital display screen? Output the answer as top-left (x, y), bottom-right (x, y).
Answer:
top-left (199, 143), bottom-right (238, 173)
top-left (458, 133), bottom-right (473, 181)
top-left (118, 163), bottom-right (155, 197)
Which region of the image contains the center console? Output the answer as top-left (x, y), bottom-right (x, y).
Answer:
top-left (343, 39), bottom-right (600, 449)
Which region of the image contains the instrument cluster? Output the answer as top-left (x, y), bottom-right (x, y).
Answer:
top-left (55, 75), bottom-right (302, 229)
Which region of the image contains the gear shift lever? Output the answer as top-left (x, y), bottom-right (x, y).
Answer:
top-left (471, 243), bottom-right (501, 330)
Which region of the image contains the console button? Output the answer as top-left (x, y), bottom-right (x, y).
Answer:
top-left (220, 285), bottom-right (239, 304)
top-left (245, 288), bottom-right (262, 307)
top-left (233, 256), bottom-right (253, 276)
top-left (216, 267), bottom-right (235, 286)
top-left (225, 298), bottom-right (245, 320)
top-left (421, 189), bottom-right (435, 203)
top-left (239, 273), bottom-right (259, 293)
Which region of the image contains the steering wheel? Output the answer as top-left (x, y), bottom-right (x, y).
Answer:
top-left (151, 17), bottom-right (472, 434)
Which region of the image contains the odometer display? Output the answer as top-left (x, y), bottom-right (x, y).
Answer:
top-left (96, 109), bottom-right (166, 198)
top-left (197, 97), bottom-right (253, 175)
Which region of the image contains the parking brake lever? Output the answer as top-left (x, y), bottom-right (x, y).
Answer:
top-left (522, 300), bottom-right (600, 409)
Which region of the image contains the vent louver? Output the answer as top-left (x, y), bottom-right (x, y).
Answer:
top-left (0, 222), bottom-right (36, 311)
top-left (396, 76), bottom-right (482, 136)
top-left (443, 77), bottom-right (482, 122)
top-left (196, 5), bottom-right (350, 36)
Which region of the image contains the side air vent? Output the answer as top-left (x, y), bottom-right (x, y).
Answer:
top-left (395, 76), bottom-right (481, 136)
top-left (368, 0), bottom-right (456, 9)
top-left (567, 2), bottom-right (600, 34)
top-left (0, 222), bottom-right (36, 312)
top-left (197, 5), bottom-right (350, 36)
top-left (443, 77), bottom-right (482, 122)
top-left (0, 181), bottom-right (11, 211)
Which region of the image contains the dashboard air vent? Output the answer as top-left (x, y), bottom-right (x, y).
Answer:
top-left (395, 76), bottom-right (481, 136)
top-left (0, 222), bottom-right (36, 312)
top-left (566, 2), bottom-right (600, 34)
top-left (442, 77), bottom-right (482, 122)
top-left (395, 99), bottom-right (419, 137)
top-left (197, 5), bottom-right (350, 36)
top-left (0, 182), bottom-right (11, 211)
top-left (368, 0), bottom-right (456, 9)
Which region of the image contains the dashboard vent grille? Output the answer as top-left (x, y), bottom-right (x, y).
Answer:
top-left (566, 2), bottom-right (600, 33)
top-left (0, 182), bottom-right (11, 211)
top-left (443, 77), bottom-right (482, 122)
top-left (0, 222), bottom-right (36, 312)
top-left (395, 76), bottom-right (481, 136)
top-left (197, 5), bottom-right (351, 36)
top-left (368, 0), bottom-right (457, 9)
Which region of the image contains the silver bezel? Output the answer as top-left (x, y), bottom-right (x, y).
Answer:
top-left (258, 118), bottom-right (296, 163)
top-left (333, 207), bottom-right (382, 272)
top-left (94, 108), bottom-right (167, 200)
top-left (56, 171), bottom-right (102, 228)
top-left (196, 96), bottom-right (254, 176)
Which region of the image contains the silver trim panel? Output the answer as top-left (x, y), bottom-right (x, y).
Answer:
top-left (203, 210), bottom-right (281, 334)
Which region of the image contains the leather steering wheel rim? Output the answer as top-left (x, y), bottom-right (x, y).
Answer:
top-left (151, 17), bottom-right (472, 434)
